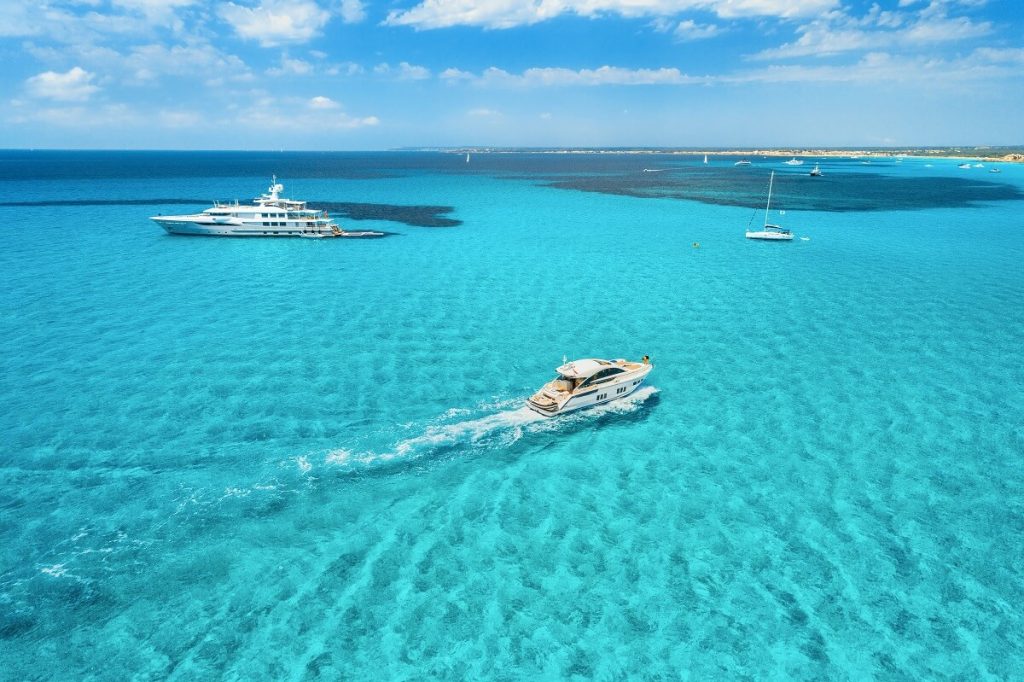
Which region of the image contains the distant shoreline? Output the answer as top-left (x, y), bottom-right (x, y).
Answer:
top-left (5, 147), bottom-right (1022, 163)
top-left (431, 147), bottom-right (1024, 163)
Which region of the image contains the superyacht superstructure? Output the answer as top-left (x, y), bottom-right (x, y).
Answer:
top-left (151, 177), bottom-right (381, 238)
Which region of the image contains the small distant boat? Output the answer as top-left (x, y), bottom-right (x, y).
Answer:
top-left (809, 163), bottom-right (822, 177)
top-left (746, 171), bottom-right (793, 241)
top-left (734, 160), bottom-right (751, 166)
top-left (466, 152), bottom-right (470, 163)
top-left (989, 167), bottom-right (1001, 173)
top-left (703, 154), bottom-right (708, 165)
top-left (527, 357), bottom-right (653, 416)
top-left (643, 168), bottom-right (667, 173)
top-left (957, 163), bottom-right (971, 169)
top-left (973, 163), bottom-right (984, 168)
top-left (784, 158), bottom-right (804, 166)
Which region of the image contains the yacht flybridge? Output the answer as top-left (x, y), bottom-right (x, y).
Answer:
top-left (527, 358), bottom-right (653, 417)
top-left (150, 177), bottom-right (383, 238)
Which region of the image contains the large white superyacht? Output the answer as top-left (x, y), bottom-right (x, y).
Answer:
top-left (151, 177), bottom-right (382, 238)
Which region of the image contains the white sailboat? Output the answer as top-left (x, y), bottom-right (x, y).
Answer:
top-left (745, 171), bottom-right (793, 241)
top-left (703, 154), bottom-right (708, 165)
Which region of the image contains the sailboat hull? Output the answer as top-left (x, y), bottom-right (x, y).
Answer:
top-left (745, 231), bottom-right (793, 241)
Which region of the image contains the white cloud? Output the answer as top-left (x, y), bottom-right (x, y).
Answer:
top-left (903, 13), bottom-right (990, 42)
top-left (440, 67), bottom-right (474, 81)
top-left (26, 67), bottom-right (99, 101)
top-left (384, 0), bottom-right (837, 29)
top-left (238, 107), bottom-right (379, 129)
top-left (969, 47), bottom-right (1024, 64)
top-left (1, 0), bottom-right (202, 39)
top-left (111, 0), bottom-right (200, 32)
top-left (468, 107), bottom-right (500, 117)
top-left (7, 103), bottom-right (137, 127)
top-left (309, 95), bottom-right (339, 108)
top-left (454, 65), bottom-right (709, 87)
top-left (525, 66), bottom-right (702, 86)
top-left (325, 61), bottom-right (364, 76)
top-left (25, 39), bottom-right (253, 87)
top-left (124, 43), bottom-right (252, 82)
top-left (752, 2), bottom-right (993, 60)
top-left (112, 0), bottom-right (200, 12)
top-left (267, 56), bottom-right (313, 76)
top-left (439, 46), bottom-right (1020, 93)
top-left (710, 0), bottom-right (836, 19)
top-left (673, 19), bottom-right (720, 41)
top-left (339, 0), bottom-right (366, 23)
top-left (730, 48), bottom-right (1024, 85)
top-left (0, 0), bottom-right (47, 37)
top-left (374, 62), bottom-right (431, 79)
top-left (220, 1), bottom-right (331, 46)
top-left (224, 92), bottom-right (378, 129)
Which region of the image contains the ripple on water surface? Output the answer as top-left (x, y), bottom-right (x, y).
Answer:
top-left (0, 152), bottom-right (1022, 678)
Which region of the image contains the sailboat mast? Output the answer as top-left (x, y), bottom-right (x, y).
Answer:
top-left (764, 171), bottom-right (774, 227)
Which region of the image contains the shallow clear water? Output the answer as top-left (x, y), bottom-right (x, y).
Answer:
top-left (1, 152), bottom-right (1023, 678)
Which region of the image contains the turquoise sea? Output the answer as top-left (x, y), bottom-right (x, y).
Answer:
top-left (1, 150), bottom-right (1023, 679)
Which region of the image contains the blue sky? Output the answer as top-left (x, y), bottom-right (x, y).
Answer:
top-left (1, 0), bottom-right (1021, 149)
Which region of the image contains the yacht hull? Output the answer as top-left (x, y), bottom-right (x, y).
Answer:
top-left (153, 217), bottom-right (339, 237)
top-left (527, 364), bottom-right (652, 417)
top-left (745, 231), bottom-right (793, 241)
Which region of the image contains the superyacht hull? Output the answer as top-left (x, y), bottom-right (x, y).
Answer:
top-left (153, 217), bottom-right (339, 237)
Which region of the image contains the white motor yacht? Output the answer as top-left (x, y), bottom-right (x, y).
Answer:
top-left (527, 358), bottom-right (653, 417)
top-left (151, 177), bottom-right (383, 238)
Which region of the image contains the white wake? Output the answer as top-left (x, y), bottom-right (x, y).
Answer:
top-left (318, 386), bottom-right (659, 471)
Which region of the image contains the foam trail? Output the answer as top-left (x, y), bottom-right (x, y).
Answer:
top-left (325, 386), bottom-right (659, 469)
top-left (392, 406), bottom-right (544, 457)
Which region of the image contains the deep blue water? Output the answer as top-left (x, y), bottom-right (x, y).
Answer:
top-left (1, 151), bottom-right (1022, 679)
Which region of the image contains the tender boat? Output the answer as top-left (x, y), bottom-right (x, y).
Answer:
top-left (809, 163), bottom-right (822, 177)
top-left (527, 358), bottom-right (653, 417)
top-left (150, 177), bottom-right (383, 238)
top-left (734, 160), bottom-right (752, 166)
top-left (784, 158), bottom-right (804, 166)
top-left (746, 171), bottom-right (794, 241)
top-left (957, 163), bottom-right (971, 169)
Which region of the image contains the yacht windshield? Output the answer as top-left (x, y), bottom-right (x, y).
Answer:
top-left (579, 367), bottom-right (625, 387)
